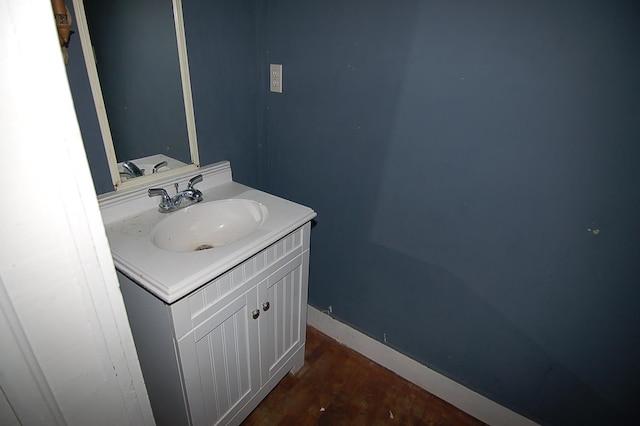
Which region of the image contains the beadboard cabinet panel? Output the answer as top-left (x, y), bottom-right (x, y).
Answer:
top-left (179, 288), bottom-right (257, 425)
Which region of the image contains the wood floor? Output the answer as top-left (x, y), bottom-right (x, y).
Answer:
top-left (242, 326), bottom-right (485, 426)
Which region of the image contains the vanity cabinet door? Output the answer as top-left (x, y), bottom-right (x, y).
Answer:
top-left (257, 252), bottom-right (307, 386)
top-left (177, 287), bottom-right (260, 426)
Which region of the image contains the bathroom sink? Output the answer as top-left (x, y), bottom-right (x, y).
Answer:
top-left (151, 199), bottom-right (268, 252)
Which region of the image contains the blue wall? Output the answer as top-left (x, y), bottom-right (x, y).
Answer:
top-left (182, 0), bottom-right (266, 189)
top-left (265, 0), bottom-right (640, 424)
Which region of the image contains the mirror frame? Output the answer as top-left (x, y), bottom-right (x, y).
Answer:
top-left (72, 0), bottom-right (200, 191)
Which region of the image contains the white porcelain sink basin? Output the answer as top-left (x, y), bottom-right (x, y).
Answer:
top-left (151, 199), bottom-right (268, 252)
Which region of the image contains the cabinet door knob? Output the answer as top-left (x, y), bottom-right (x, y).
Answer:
top-left (262, 301), bottom-right (270, 311)
top-left (251, 309), bottom-right (260, 319)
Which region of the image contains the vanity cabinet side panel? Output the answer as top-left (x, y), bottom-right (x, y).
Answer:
top-left (299, 247), bottom-right (310, 348)
top-left (118, 271), bottom-right (190, 426)
top-left (301, 222), bottom-right (311, 251)
top-left (300, 221), bottom-right (311, 347)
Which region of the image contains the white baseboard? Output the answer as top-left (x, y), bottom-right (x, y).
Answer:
top-left (307, 306), bottom-right (538, 426)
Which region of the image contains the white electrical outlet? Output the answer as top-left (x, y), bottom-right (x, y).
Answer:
top-left (270, 64), bottom-right (282, 93)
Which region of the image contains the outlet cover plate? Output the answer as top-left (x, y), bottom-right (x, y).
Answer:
top-left (270, 64), bottom-right (282, 93)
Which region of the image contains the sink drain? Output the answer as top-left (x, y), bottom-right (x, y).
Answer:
top-left (194, 244), bottom-right (214, 251)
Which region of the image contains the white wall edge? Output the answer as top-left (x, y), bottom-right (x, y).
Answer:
top-left (1, 1), bottom-right (154, 423)
top-left (307, 306), bottom-right (538, 426)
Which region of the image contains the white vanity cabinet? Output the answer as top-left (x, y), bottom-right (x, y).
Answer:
top-left (119, 223), bottom-right (311, 426)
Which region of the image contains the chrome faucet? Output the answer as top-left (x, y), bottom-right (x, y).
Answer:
top-left (122, 161), bottom-right (144, 178)
top-left (148, 174), bottom-right (204, 213)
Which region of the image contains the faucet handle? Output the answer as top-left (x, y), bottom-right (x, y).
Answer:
top-left (149, 188), bottom-right (174, 212)
top-left (152, 161), bottom-right (168, 173)
top-left (148, 188), bottom-right (170, 202)
top-left (187, 174), bottom-right (203, 189)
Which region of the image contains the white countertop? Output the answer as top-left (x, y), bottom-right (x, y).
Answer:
top-left (100, 162), bottom-right (316, 303)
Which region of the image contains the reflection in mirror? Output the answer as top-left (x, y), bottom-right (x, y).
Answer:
top-left (73, 0), bottom-right (199, 190)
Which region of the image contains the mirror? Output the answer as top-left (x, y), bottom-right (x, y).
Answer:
top-left (72, 0), bottom-right (199, 190)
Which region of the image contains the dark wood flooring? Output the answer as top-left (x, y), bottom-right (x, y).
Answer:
top-left (242, 326), bottom-right (485, 426)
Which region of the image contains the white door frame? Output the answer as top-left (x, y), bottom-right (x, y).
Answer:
top-left (0, 1), bottom-right (154, 424)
